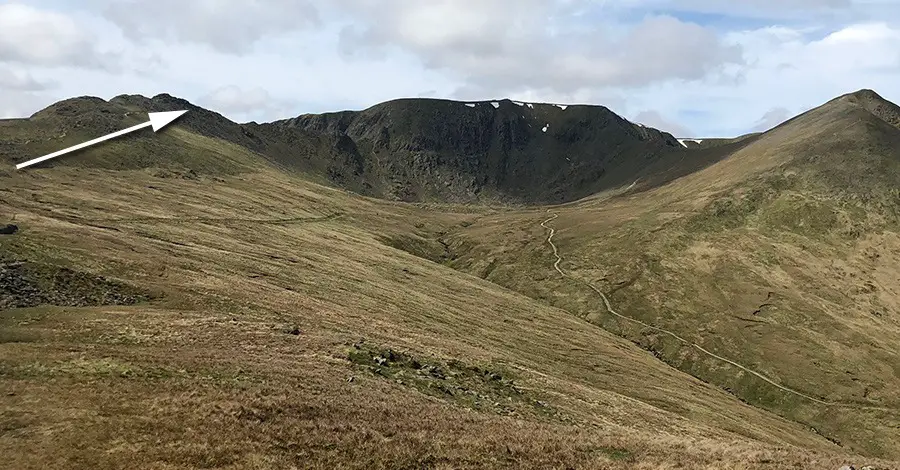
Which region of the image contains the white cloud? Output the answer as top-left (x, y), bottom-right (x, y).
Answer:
top-left (1, 1), bottom-right (900, 138)
top-left (196, 85), bottom-right (300, 122)
top-left (0, 3), bottom-right (118, 69)
top-left (752, 107), bottom-right (792, 132)
top-left (633, 110), bottom-right (693, 137)
top-left (0, 67), bottom-right (55, 91)
top-left (617, 20), bottom-right (900, 136)
top-left (0, 90), bottom-right (53, 119)
top-left (101, 0), bottom-right (320, 54)
top-left (639, 0), bottom-right (852, 18)
top-left (334, 2), bottom-right (744, 95)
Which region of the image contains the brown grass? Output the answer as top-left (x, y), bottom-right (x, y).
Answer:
top-left (445, 99), bottom-right (900, 460)
top-left (1, 114), bottom-right (898, 468)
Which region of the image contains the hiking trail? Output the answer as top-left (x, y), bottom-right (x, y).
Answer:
top-left (540, 209), bottom-right (893, 411)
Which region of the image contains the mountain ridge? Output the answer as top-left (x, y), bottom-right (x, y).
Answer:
top-left (5, 88), bottom-right (898, 207)
top-left (274, 96), bottom-right (684, 202)
top-left (5, 93), bottom-right (689, 204)
top-left (3, 88), bottom-right (900, 466)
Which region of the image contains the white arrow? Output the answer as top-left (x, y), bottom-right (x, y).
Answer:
top-left (16, 110), bottom-right (188, 170)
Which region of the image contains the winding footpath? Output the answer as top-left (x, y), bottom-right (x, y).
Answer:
top-left (540, 210), bottom-right (894, 411)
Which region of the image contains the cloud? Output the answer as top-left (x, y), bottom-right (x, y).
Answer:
top-left (0, 67), bottom-right (56, 91)
top-left (0, 3), bottom-right (118, 70)
top-left (334, 2), bottom-right (744, 96)
top-left (619, 20), bottom-right (900, 137)
top-left (3, 1), bottom-right (900, 136)
top-left (0, 90), bottom-right (55, 119)
top-left (752, 107), bottom-right (792, 131)
top-left (633, 110), bottom-right (693, 137)
top-left (102, 0), bottom-right (320, 54)
top-left (724, 21), bottom-right (900, 109)
top-left (196, 85), bottom-right (300, 121)
top-left (649, 0), bottom-right (852, 18)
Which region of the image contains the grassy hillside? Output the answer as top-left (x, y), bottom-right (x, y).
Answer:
top-left (442, 90), bottom-right (900, 459)
top-left (0, 96), bottom-right (264, 176)
top-left (1, 89), bottom-right (898, 468)
top-left (3, 168), bottom-right (879, 469)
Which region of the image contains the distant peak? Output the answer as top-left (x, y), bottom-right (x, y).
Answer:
top-left (30, 95), bottom-right (114, 119)
top-left (49, 96), bottom-right (108, 107)
top-left (850, 88), bottom-right (882, 99)
top-left (838, 88), bottom-right (887, 104)
top-left (110, 93), bottom-right (194, 109)
top-left (818, 88), bottom-right (900, 129)
top-left (151, 93), bottom-right (194, 107)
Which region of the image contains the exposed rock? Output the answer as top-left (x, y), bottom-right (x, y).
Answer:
top-left (0, 224), bottom-right (17, 235)
top-left (0, 261), bottom-right (150, 310)
top-left (272, 98), bottom-right (683, 204)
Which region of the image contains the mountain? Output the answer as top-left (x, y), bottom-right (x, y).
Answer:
top-left (1, 94), bottom-right (262, 176)
top-left (2, 89), bottom-right (900, 469)
top-left (273, 98), bottom-right (683, 203)
top-left (2, 95), bottom-right (686, 204)
top-left (440, 88), bottom-right (900, 458)
top-left (838, 88), bottom-right (900, 128)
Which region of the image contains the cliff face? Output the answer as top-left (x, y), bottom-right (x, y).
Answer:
top-left (273, 98), bottom-right (683, 203)
top-left (6, 94), bottom-right (686, 204)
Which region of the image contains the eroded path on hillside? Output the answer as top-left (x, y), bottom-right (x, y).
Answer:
top-left (540, 210), bottom-right (894, 412)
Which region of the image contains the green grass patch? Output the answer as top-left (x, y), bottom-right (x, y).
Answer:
top-left (756, 195), bottom-right (840, 239)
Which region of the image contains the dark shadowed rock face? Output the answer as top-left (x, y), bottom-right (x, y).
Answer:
top-left (6, 93), bottom-right (689, 204)
top-left (273, 98), bottom-right (684, 203)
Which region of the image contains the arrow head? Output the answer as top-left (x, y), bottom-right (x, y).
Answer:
top-left (148, 110), bottom-right (188, 132)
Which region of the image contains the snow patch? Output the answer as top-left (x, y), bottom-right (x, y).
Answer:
top-left (465, 103), bottom-right (476, 108)
top-left (677, 138), bottom-right (704, 147)
top-left (542, 124), bottom-right (549, 133)
top-left (556, 104), bottom-right (568, 110)
top-left (513, 101), bottom-right (524, 106)
top-left (526, 103), bottom-right (534, 109)
top-left (491, 101), bottom-right (500, 109)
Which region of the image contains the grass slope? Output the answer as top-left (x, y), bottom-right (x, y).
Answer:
top-left (0, 135), bottom-right (889, 468)
top-left (445, 90), bottom-right (900, 459)
top-left (1, 89), bottom-right (898, 468)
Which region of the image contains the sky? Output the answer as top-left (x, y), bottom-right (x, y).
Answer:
top-left (2, 0), bottom-right (900, 137)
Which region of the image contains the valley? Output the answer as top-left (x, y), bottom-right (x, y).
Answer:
top-left (1, 89), bottom-right (899, 469)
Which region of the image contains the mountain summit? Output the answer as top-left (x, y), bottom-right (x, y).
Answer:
top-left (4, 95), bottom-right (688, 204)
top-left (273, 98), bottom-right (683, 203)
top-left (836, 88), bottom-right (900, 128)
